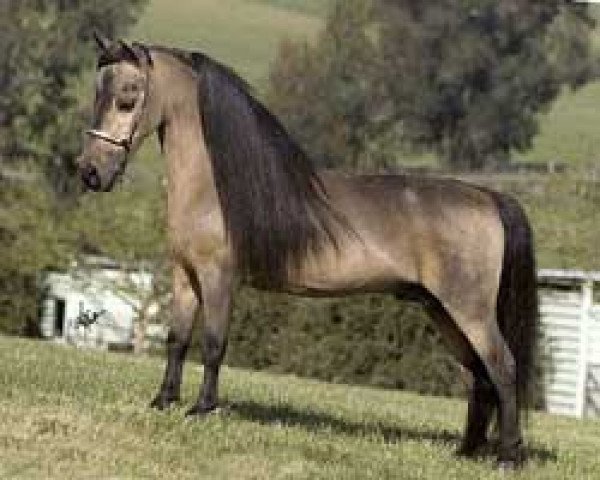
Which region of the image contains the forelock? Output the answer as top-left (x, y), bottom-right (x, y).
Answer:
top-left (96, 65), bottom-right (115, 92)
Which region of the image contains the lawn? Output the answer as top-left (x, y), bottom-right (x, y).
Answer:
top-left (0, 336), bottom-right (599, 479)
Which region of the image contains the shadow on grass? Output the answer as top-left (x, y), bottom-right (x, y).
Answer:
top-left (225, 398), bottom-right (557, 464)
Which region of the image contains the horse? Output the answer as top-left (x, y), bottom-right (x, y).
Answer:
top-left (77, 32), bottom-right (538, 469)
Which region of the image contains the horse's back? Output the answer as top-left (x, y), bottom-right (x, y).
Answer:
top-left (285, 172), bottom-right (506, 301)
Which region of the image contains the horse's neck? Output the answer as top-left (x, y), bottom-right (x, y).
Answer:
top-left (161, 95), bottom-right (220, 225)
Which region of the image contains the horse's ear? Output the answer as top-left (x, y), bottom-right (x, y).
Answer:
top-left (118, 40), bottom-right (141, 66)
top-left (93, 30), bottom-right (112, 53)
top-left (132, 42), bottom-right (153, 68)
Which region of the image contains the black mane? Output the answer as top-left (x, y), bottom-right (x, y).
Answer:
top-left (156, 47), bottom-right (342, 284)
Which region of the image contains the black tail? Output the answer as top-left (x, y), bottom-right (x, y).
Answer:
top-left (489, 191), bottom-right (539, 412)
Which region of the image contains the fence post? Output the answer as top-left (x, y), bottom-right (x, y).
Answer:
top-left (575, 280), bottom-right (593, 418)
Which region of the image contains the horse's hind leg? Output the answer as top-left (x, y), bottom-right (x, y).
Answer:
top-left (457, 374), bottom-right (497, 456)
top-left (446, 305), bottom-right (522, 466)
top-left (151, 265), bottom-right (199, 410)
top-left (186, 266), bottom-right (233, 416)
top-left (423, 298), bottom-right (497, 456)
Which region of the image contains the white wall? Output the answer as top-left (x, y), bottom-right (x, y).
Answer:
top-left (39, 269), bottom-right (152, 349)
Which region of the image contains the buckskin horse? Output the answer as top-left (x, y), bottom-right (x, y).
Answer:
top-left (77, 33), bottom-right (538, 468)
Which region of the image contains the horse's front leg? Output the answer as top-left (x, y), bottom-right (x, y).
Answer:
top-left (150, 265), bottom-right (199, 410)
top-left (186, 266), bottom-right (233, 416)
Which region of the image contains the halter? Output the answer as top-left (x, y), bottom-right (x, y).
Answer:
top-left (85, 128), bottom-right (133, 152)
top-left (85, 60), bottom-right (151, 154)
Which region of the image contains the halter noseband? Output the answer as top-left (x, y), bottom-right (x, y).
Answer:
top-left (85, 128), bottom-right (133, 152)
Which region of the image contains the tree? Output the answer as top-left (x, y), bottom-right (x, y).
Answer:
top-left (226, 290), bottom-right (464, 397)
top-left (0, 164), bottom-right (69, 334)
top-left (268, 0), bottom-right (596, 170)
top-left (377, 0), bottom-right (596, 169)
top-left (268, 0), bottom-right (388, 169)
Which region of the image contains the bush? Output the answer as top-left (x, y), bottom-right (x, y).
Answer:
top-left (223, 290), bottom-right (465, 397)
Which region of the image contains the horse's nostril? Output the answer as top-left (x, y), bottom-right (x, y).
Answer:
top-left (82, 164), bottom-right (101, 191)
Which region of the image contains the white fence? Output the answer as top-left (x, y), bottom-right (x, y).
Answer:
top-left (538, 269), bottom-right (600, 418)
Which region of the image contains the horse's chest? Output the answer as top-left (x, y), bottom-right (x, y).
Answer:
top-left (167, 208), bottom-right (228, 263)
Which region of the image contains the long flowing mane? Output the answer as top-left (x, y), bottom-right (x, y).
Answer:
top-left (156, 47), bottom-right (342, 284)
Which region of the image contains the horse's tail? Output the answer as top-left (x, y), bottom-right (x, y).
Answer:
top-left (489, 191), bottom-right (539, 412)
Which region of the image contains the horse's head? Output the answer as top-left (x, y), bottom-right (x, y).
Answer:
top-left (77, 32), bottom-right (155, 192)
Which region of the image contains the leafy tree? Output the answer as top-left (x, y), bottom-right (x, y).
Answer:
top-left (0, 164), bottom-right (69, 334)
top-left (268, 0), bottom-right (387, 169)
top-left (268, 0), bottom-right (596, 170)
top-left (377, 0), bottom-right (596, 169)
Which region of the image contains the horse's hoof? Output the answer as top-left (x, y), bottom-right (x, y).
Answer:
top-left (497, 441), bottom-right (525, 471)
top-left (496, 459), bottom-right (519, 472)
top-left (455, 446), bottom-right (477, 458)
top-left (149, 395), bottom-right (178, 410)
top-left (456, 441), bottom-right (485, 458)
top-left (185, 402), bottom-right (218, 417)
top-left (496, 453), bottom-right (524, 472)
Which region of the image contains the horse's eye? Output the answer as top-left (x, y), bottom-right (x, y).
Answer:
top-left (124, 84), bottom-right (139, 94)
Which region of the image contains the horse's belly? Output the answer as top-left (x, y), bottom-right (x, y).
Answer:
top-left (283, 240), bottom-right (418, 296)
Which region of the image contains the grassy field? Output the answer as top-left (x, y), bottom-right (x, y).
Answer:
top-left (520, 82), bottom-right (600, 166)
top-left (132, 0), bottom-right (327, 87)
top-left (1, 336), bottom-right (599, 479)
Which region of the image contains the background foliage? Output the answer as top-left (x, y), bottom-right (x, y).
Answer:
top-left (269, 0), bottom-right (597, 169)
top-left (225, 291), bottom-right (463, 396)
top-left (0, 0), bottom-right (153, 334)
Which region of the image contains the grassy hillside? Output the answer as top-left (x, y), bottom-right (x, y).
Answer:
top-left (132, 0), bottom-right (327, 86)
top-left (1, 337), bottom-right (599, 479)
top-left (252, 0), bottom-right (334, 17)
top-left (520, 82), bottom-right (600, 166)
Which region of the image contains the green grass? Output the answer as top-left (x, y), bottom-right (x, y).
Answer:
top-left (1, 336), bottom-right (600, 479)
top-left (520, 82), bottom-right (600, 166)
top-left (251, 0), bottom-right (334, 17)
top-left (132, 0), bottom-right (324, 87)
